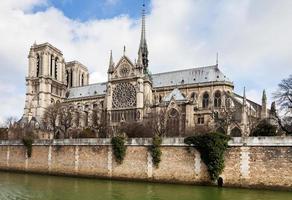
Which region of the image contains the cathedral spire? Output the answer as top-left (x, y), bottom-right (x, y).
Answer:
top-left (138, 2), bottom-right (149, 73)
top-left (108, 50), bottom-right (114, 73)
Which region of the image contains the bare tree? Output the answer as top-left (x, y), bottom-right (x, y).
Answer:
top-left (147, 108), bottom-right (167, 137)
top-left (59, 104), bottom-right (74, 137)
top-left (274, 75), bottom-right (292, 134)
top-left (42, 103), bottom-right (61, 138)
top-left (213, 105), bottom-right (241, 134)
top-left (5, 116), bottom-right (18, 128)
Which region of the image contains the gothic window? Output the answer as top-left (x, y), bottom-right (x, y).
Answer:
top-left (54, 58), bottom-right (58, 80)
top-left (167, 108), bottom-right (180, 136)
top-left (36, 54), bottom-right (40, 77)
top-left (81, 74), bottom-right (84, 86)
top-left (112, 82), bottom-right (136, 108)
top-left (202, 92), bottom-right (209, 108)
top-left (66, 70), bottom-right (69, 87)
top-left (214, 91), bottom-right (221, 108)
top-left (70, 70), bottom-right (73, 87)
top-left (50, 55), bottom-right (53, 77)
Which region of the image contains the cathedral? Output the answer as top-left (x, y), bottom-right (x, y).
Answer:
top-left (22, 6), bottom-right (269, 137)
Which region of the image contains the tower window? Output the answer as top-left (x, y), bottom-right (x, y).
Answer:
top-left (50, 55), bottom-right (53, 77)
top-left (81, 74), bottom-right (84, 86)
top-left (36, 54), bottom-right (40, 77)
top-left (54, 58), bottom-right (58, 80)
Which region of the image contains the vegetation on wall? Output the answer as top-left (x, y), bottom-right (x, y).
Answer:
top-left (251, 120), bottom-right (277, 136)
top-left (22, 137), bottom-right (34, 158)
top-left (111, 136), bottom-right (126, 164)
top-left (184, 132), bottom-right (230, 181)
top-left (149, 135), bottom-right (162, 168)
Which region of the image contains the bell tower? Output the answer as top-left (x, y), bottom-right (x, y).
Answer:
top-left (23, 42), bottom-right (67, 123)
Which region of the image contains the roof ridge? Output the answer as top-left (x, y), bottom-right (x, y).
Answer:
top-left (152, 65), bottom-right (218, 76)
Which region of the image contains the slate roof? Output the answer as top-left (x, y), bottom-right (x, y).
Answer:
top-left (66, 65), bottom-right (231, 99)
top-left (163, 88), bottom-right (187, 102)
top-left (67, 82), bottom-right (107, 99)
top-left (152, 65), bottom-right (231, 88)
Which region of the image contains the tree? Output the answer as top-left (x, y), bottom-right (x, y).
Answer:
top-left (42, 103), bottom-right (61, 138)
top-left (251, 119), bottom-right (277, 136)
top-left (147, 108), bottom-right (167, 137)
top-left (274, 75), bottom-right (292, 134)
top-left (59, 105), bottom-right (74, 138)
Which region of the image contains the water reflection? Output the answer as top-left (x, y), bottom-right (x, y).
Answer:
top-left (0, 172), bottom-right (291, 200)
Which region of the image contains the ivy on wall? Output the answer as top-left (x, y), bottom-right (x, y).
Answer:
top-left (184, 132), bottom-right (230, 181)
top-left (111, 136), bottom-right (126, 164)
top-left (22, 138), bottom-right (33, 158)
top-left (149, 135), bottom-right (162, 168)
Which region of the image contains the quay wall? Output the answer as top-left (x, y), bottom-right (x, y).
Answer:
top-left (0, 137), bottom-right (291, 190)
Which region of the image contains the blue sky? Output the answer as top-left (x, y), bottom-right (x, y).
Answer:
top-left (42, 0), bottom-right (151, 20)
top-left (0, 0), bottom-right (291, 123)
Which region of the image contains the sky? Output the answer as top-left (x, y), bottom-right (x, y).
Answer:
top-left (0, 0), bottom-right (291, 124)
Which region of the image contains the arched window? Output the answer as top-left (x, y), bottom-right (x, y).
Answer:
top-left (50, 55), bottom-right (53, 77)
top-left (81, 74), bottom-right (84, 86)
top-left (167, 108), bottom-right (180, 136)
top-left (202, 92), bottom-right (209, 108)
top-left (214, 91), bottom-right (221, 108)
top-left (230, 127), bottom-right (242, 137)
top-left (70, 70), bottom-right (73, 87)
top-left (66, 70), bottom-right (69, 87)
top-left (36, 54), bottom-right (40, 77)
top-left (54, 58), bottom-right (58, 80)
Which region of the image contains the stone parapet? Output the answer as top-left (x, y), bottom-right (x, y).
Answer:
top-left (0, 137), bottom-right (292, 147)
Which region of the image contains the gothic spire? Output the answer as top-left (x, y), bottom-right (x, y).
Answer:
top-left (138, 2), bottom-right (149, 73)
top-left (262, 89), bottom-right (267, 102)
top-left (108, 50), bottom-right (114, 73)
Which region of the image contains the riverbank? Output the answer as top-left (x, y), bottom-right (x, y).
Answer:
top-left (0, 137), bottom-right (291, 191)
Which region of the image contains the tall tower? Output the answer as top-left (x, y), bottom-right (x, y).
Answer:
top-left (23, 43), bottom-right (67, 123)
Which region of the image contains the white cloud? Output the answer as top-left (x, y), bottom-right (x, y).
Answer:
top-left (0, 0), bottom-right (291, 123)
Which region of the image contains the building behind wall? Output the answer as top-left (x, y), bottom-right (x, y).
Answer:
top-left (21, 6), bottom-right (269, 137)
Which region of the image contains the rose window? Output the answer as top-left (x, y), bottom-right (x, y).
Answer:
top-left (112, 82), bottom-right (136, 108)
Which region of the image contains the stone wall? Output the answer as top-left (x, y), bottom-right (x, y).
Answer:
top-left (0, 137), bottom-right (291, 190)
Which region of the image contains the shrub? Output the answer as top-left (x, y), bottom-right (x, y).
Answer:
top-left (22, 137), bottom-right (33, 158)
top-left (184, 132), bottom-right (230, 181)
top-left (251, 120), bottom-right (277, 136)
top-left (119, 122), bottom-right (153, 138)
top-left (111, 136), bottom-right (126, 164)
top-left (149, 135), bottom-right (162, 168)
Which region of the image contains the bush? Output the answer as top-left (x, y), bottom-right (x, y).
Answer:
top-left (251, 120), bottom-right (277, 136)
top-left (149, 135), bottom-right (162, 168)
top-left (119, 122), bottom-right (153, 138)
top-left (22, 137), bottom-right (33, 158)
top-left (111, 136), bottom-right (126, 164)
top-left (184, 132), bottom-right (230, 181)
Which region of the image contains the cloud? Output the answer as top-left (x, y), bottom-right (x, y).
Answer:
top-left (0, 0), bottom-right (291, 123)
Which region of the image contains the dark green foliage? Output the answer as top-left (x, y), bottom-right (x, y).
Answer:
top-left (149, 135), bottom-right (162, 168)
top-left (184, 132), bottom-right (230, 181)
top-left (119, 122), bottom-right (153, 138)
top-left (111, 136), bottom-right (126, 164)
top-left (251, 120), bottom-right (277, 136)
top-left (22, 138), bottom-right (33, 158)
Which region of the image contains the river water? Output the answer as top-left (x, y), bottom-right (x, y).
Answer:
top-left (0, 171), bottom-right (291, 200)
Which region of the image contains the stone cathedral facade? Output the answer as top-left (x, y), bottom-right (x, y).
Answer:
top-left (22, 8), bottom-right (269, 137)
